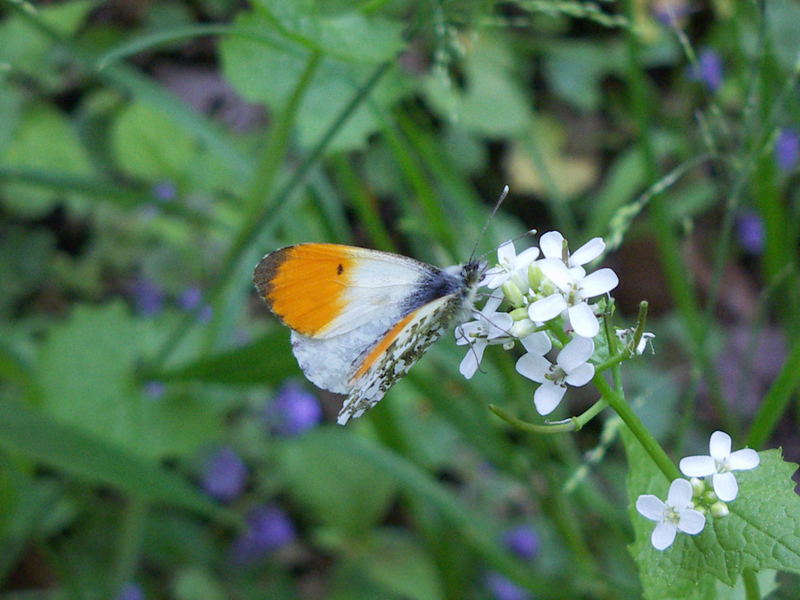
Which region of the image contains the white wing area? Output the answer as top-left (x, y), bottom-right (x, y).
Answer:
top-left (290, 309), bottom-right (403, 394)
top-left (292, 294), bottom-right (460, 424)
top-left (315, 251), bottom-right (435, 338)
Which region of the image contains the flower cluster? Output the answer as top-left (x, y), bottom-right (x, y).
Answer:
top-left (456, 231), bottom-right (621, 415)
top-left (636, 431), bottom-right (760, 550)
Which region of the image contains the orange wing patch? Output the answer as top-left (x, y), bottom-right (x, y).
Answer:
top-left (254, 244), bottom-right (353, 336)
top-left (351, 310), bottom-right (417, 381)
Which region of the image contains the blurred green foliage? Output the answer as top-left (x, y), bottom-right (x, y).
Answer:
top-left (1, 0), bottom-right (799, 598)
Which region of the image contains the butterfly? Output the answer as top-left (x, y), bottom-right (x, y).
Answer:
top-left (253, 243), bottom-right (484, 424)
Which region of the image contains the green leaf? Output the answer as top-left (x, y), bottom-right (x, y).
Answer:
top-left (253, 0), bottom-right (403, 62)
top-left (0, 103), bottom-right (93, 217)
top-left (423, 34), bottom-right (532, 138)
top-left (352, 528), bottom-right (445, 600)
top-left (156, 330), bottom-right (299, 385)
top-left (220, 7), bottom-right (407, 150)
top-left (0, 0), bottom-right (97, 87)
top-left (37, 303), bottom-right (220, 459)
top-left (276, 428), bottom-right (396, 536)
top-left (0, 401), bottom-right (224, 519)
top-left (626, 430), bottom-right (800, 599)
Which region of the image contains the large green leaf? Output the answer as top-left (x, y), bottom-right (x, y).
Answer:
top-left (220, 3), bottom-right (407, 150)
top-left (37, 303), bottom-right (220, 459)
top-left (625, 429), bottom-right (800, 599)
top-left (0, 103), bottom-right (93, 217)
top-left (0, 401), bottom-right (226, 520)
top-left (156, 330), bottom-right (299, 385)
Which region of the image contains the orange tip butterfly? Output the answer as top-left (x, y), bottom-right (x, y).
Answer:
top-left (253, 243), bottom-right (484, 424)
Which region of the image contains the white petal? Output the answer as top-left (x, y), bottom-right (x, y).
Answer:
top-left (557, 336), bottom-right (595, 373)
top-left (728, 448), bottom-right (760, 471)
top-left (667, 478), bottom-right (693, 508)
top-left (636, 495), bottom-right (666, 521)
top-left (580, 268), bottom-right (619, 298)
top-left (528, 294), bottom-right (567, 322)
top-left (651, 522), bottom-right (677, 550)
top-left (459, 342), bottom-right (486, 379)
top-left (539, 231), bottom-right (565, 259)
top-left (709, 431), bottom-right (732, 461)
top-left (515, 353), bottom-right (551, 383)
top-left (520, 331), bottom-right (551, 354)
top-left (534, 382), bottom-right (566, 415)
top-left (482, 290), bottom-right (504, 313)
top-left (496, 241), bottom-right (516, 263)
top-left (483, 271), bottom-right (508, 289)
top-left (514, 246), bottom-right (540, 268)
top-left (568, 303), bottom-right (600, 338)
top-left (455, 321), bottom-right (481, 345)
top-left (486, 314), bottom-right (513, 338)
top-left (569, 237), bottom-right (605, 266)
top-left (679, 455), bottom-right (716, 478)
top-left (713, 472), bottom-right (738, 502)
top-left (538, 259), bottom-right (573, 292)
top-left (677, 509), bottom-right (706, 535)
top-left (564, 362), bottom-right (594, 387)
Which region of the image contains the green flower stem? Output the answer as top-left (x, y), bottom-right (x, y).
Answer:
top-left (593, 374), bottom-right (681, 482)
top-left (488, 399), bottom-right (608, 434)
top-left (742, 569), bottom-right (760, 600)
top-left (112, 495), bottom-right (148, 595)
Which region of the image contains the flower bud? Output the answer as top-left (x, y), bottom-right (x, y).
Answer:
top-left (710, 501), bottom-right (729, 518)
top-left (690, 477), bottom-right (706, 497)
top-left (527, 263), bottom-right (544, 291)
top-left (502, 281), bottom-right (525, 308)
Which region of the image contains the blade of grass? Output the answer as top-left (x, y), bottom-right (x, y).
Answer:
top-left (0, 401), bottom-right (235, 524)
top-left (746, 337), bottom-right (800, 449)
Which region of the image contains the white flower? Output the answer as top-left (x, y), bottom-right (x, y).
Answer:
top-left (481, 241), bottom-right (540, 290)
top-left (616, 328), bottom-right (656, 355)
top-left (527, 257), bottom-right (618, 338)
top-left (455, 292), bottom-right (513, 379)
top-left (539, 230), bottom-right (605, 268)
top-left (636, 478), bottom-right (706, 550)
top-left (515, 336), bottom-right (595, 415)
top-left (679, 431), bottom-right (760, 502)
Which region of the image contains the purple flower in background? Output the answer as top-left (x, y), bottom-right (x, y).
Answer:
top-left (689, 50), bottom-right (723, 92)
top-left (502, 525), bottom-right (540, 560)
top-left (132, 278), bottom-right (164, 316)
top-left (775, 128), bottom-right (799, 172)
top-left (202, 447), bottom-right (248, 503)
top-left (231, 505), bottom-right (296, 565)
top-left (143, 380), bottom-right (166, 399)
top-left (735, 211), bottom-right (764, 254)
top-left (484, 572), bottom-right (531, 600)
top-left (265, 383), bottom-right (323, 436)
top-left (152, 180), bottom-right (177, 202)
top-left (116, 583), bottom-right (145, 600)
top-left (177, 286), bottom-right (203, 311)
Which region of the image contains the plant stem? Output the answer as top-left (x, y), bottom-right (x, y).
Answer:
top-left (488, 399), bottom-right (608, 433)
top-left (593, 375), bottom-right (681, 481)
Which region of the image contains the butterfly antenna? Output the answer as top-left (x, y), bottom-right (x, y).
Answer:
top-left (469, 185), bottom-right (510, 264)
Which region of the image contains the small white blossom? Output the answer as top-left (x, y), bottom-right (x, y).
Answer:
top-left (481, 241), bottom-right (540, 290)
top-left (527, 258), bottom-right (618, 338)
top-left (455, 292), bottom-right (513, 379)
top-left (515, 336), bottom-right (595, 415)
top-left (539, 230), bottom-right (605, 268)
top-left (636, 478), bottom-right (706, 550)
top-left (679, 431), bottom-right (760, 502)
